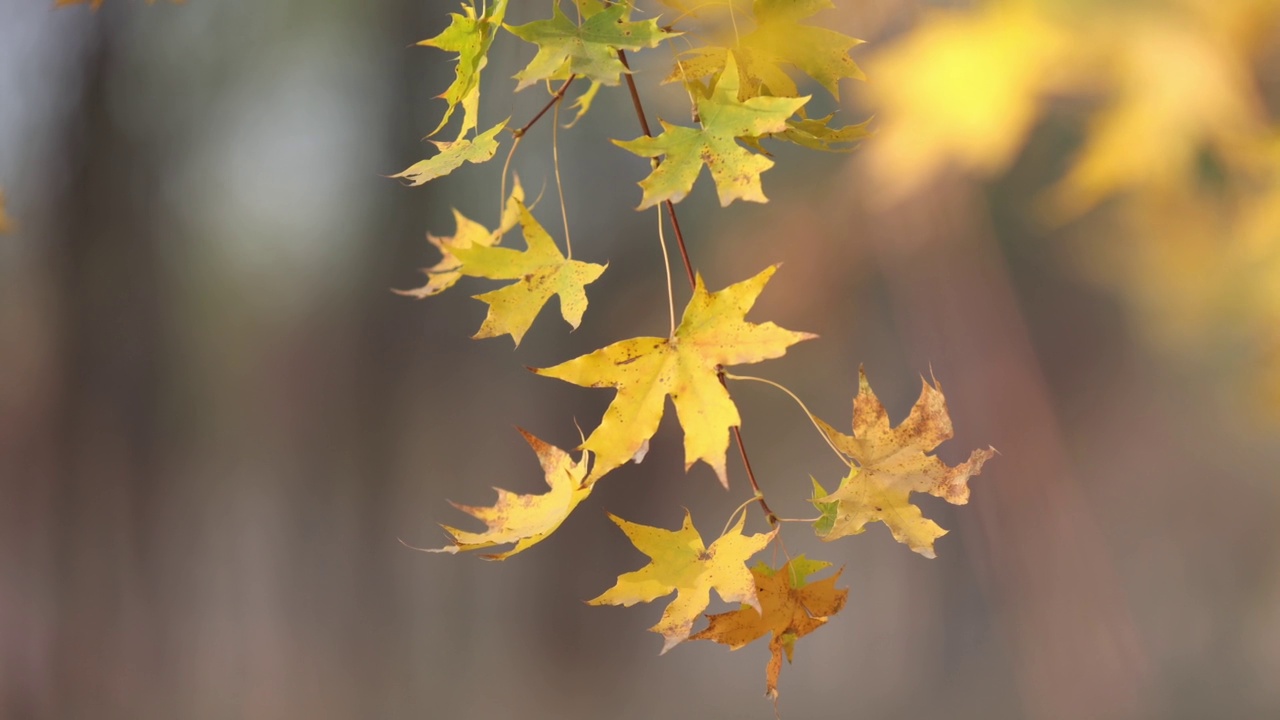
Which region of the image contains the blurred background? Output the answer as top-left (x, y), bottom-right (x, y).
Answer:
top-left (1, 0), bottom-right (1278, 718)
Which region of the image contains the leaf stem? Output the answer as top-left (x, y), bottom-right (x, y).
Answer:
top-left (656, 208), bottom-right (677, 339)
top-left (721, 493), bottom-right (764, 538)
top-left (617, 49), bottom-right (696, 290)
top-left (499, 134), bottom-right (521, 220)
top-left (724, 373), bottom-right (853, 467)
top-left (552, 99), bottom-right (571, 258)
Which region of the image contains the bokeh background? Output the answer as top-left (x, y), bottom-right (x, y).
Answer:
top-left (1, 0), bottom-right (1278, 718)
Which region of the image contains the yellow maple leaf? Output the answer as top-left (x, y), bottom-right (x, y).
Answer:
top-left (452, 203), bottom-right (607, 346)
top-left (666, 0), bottom-right (865, 100)
top-left (813, 367), bottom-right (995, 558)
top-left (691, 556), bottom-right (847, 699)
top-left (861, 4), bottom-right (1070, 197)
top-left (533, 265), bottom-right (815, 486)
top-left (590, 510), bottom-right (777, 653)
top-left (419, 429), bottom-right (592, 560)
top-left (396, 179), bottom-right (525, 299)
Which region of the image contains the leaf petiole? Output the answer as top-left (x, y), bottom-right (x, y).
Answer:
top-left (723, 373), bottom-right (853, 467)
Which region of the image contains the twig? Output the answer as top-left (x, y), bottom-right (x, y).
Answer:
top-left (732, 423), bottom-right (777, 527)
top-left (617, 46), bottom-right (775, 526)
top-left (512, 76), bottom-right (577, 139)
top-left (617, 49), bottom-right (696, 290)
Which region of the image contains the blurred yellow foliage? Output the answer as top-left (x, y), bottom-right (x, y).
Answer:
top-left (863, 2), bottom-right (1072, 197)
top-left (862, 0), bottom-right (1280, 412)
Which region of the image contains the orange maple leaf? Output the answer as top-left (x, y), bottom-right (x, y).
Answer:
top-left (692, 555), bottom-right (847, 699)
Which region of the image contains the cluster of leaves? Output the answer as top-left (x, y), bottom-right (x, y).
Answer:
top-left (404, 0), bottom-right (993, 706)
top-left (861, 0), bottom-right (1280, 410)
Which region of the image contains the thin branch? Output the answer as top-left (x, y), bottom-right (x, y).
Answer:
top-left (732, 423), bottom-right (777, 527)
top-left (512, 76), bottom-right (577, 139)
top-left (619, 46), bottom-right (773, 526)
top-left (617, 49), bottom-right (696, 290)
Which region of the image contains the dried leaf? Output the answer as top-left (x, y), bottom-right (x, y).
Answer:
top-left (813, 367), bottom-right (994, 558)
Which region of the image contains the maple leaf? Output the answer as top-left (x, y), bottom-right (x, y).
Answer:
top-left (812, 367), bottom-right (995, 558)
top-left (419, 429), bottom-right (592, 560)
top-left (420, 0), bottom-right (509, 139)
top-left (615, 55), bottom-right (809, 208)
top-left (740, 110), bottom-right (871, 154)
top-left (398, 180), bottom-right (603, 345)
top-left (0, 190), bottom-right (11, 235)
top-left (533, 265), bottom-right (815, 486)
top-left (665, 0), bottom-right (865, 100)
top-left (396, 179), bottom-right (526, 298)
top-left (691, 555), bottom-right (847, 699)
top-left (590, 510), bottom-right (777, 653)
top-left (393, 119), bottom-right (507, 186)
top-left (452, 203), bottom-right (607, 345)
top-left (563, 80), bottom-right (602, 128)
top-left (506, 1), bottom-right (675, 91)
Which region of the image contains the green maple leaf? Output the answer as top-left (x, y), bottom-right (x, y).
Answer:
top-left (774, 111), bottom-right (871, 151)
top-left (740, 110), bottom-right (872, 154)
top-left (422, 0), bottom-right (509, 139)
top-left (452, 203), bottom-right (607, 346)
top-left (810, 477), bottom-right (838, 536)
top-left (614, 55), bottom-right (808, 208)
top-left (392, 120), bottom-right (507, 186)
top-left (665, 0), bottom-right (864, 100)
top-left (506, 1), bottom-right (675, 91)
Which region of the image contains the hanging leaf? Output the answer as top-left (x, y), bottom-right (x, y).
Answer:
top-left (534, 265), bottom-right (815, 486)
top-left (397, 178), bottom-right (525, 298)
top-left (393, 119), bottom-right (507, 186)
top-left (666, 0), bottom-right (865, 100)
top-left (453, 203), bottom-right (607, 345)
top-left (615, 55), bottom-right (808, 208)
top-left (590, 510), bottom-right (777, 653)
top-left (421, 0), bottom-right (510, 139)
top-left (419, 429), bottom-right (592, 560)
top-left (813, 367), bottom-right (995, 558)
top-left (691, 555), bottom-right (847, 699)
top-left (506, 1), bottom-right (676, 91)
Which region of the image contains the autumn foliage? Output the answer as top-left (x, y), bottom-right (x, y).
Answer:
top-left (29, 0), bottom-right (1280, 712)
top-left (394, 0), bottom-right (994, 707)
